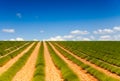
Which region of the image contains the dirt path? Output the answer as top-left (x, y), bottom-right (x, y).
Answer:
top-left (0, 43), bottom-right (35, 75)
top-left (44, 42), bottom-right (63, 81)
top-left (12, 42), bottom-right (40, 81)
top-left (49, 42), bottom-right (98, 81)
top-left (55, 43), bottom-right (120, 80)
top-left (0, 42), bottom-right (29, 58)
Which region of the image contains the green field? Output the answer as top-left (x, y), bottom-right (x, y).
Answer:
top-left (0, 41), bottom-right (120, 81)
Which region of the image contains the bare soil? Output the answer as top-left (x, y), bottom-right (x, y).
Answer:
top-left (49, 43), bottom-right (98, 81)
top-left (12, 42), bottom-right (40, 81)
top-left (44, 42), bottom-right (63, 81)
top-left (55, 43), bottom-right (120, 80)
top-left (0, 43), bottom-right (35, 75)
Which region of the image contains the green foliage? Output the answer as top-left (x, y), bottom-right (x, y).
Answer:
top-left (0, 42), bottom-right (37, 81)
top-left (32, 42), bottom-right (45, 81)
top-left (55, 41), bottom-right (120, 76)
top-left (0, 42), bottom-right (32, 66)
top-left (0, 41), bottom-right (28, 56)
top-left (52, 42), bottom-right (120, 81)
top-left (47, 42), bottom-right (80, 81)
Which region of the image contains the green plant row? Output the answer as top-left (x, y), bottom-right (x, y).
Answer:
top-left (52, 42), bottom-right (119, 81)
top-left (0, 41), bottom-right (28, 56)
top-left (32, 42), bottom-right (45, 81)
top-left (83, 54), bottom-right (120, 76)
top-left (55, 42), bottom-right (120, 76)
top-left (0, 42), bottom-right (37, 81)
top-left (47, 42), bottom-right (80, 81)
top-left (56, 41), bottom-right (120, 67)
top-left (0, 42), bottom-right (33, 66)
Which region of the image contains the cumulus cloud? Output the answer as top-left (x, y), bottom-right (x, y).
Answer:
top-left (93, 26), bottom-right (120, 35)
top-left (82, 38), bottom-right (90, 41)
top-left (113, 35), bottom-right (120, 40)
top-left (90, 36), bottom-right (95, 40)
top-left (9, 37), bottom-right (24, 41)
top-left (113, 26), bottom-right (120, 31)
top-left (93, 29), bottom-right (113, 34)
top-left (70, 30), bottom-right (89, 35)
top-left (33, 39), bottom-right (39, 41)
top-left (16, 13), bottom-right (22, 18)
top-left (16, 37), bottom-right (24, 41)
top-left (99, 35), bottom-right (112, 40)
top-left (46, 35), bottom-right (92, 41)
top-left (45, 26), bottom-right (120, 41)
top-left (9, 39), bottom-right (15, 41)
top-left (63, 35), bottom-right (74, 39)
top-left (47, 36), bottom-right (65, 41)
top-left (2, 29), bottom-right (15, 33)
top-left (46, 29), bottom-right (92, 41)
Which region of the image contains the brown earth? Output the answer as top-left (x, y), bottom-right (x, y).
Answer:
top-left (0, 43), bottom-right (35, 75)
top-left (55, 43), bottom-right (120, 80)
top-left (44, 42), bottom-right (63, 81)
top-left (12, 42), bottom-right (40, 81)
top-left (49, 42), bottom-right (98, 81)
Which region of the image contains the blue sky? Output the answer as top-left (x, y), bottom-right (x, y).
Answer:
top-left (0, 0), bottom-right (120, 41)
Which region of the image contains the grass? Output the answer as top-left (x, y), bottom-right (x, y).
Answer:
top-left (47, 42), bottom-right (80, 81)
top-left (32, 42), bottom-right (45, 81)
top-left (52, 42), bottom-right (120, 81)
top-left (0, 42), bottom-right (37, 81)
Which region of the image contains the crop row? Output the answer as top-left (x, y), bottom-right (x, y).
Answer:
top-left (32, 42), bottom-right (45, 81)
top-left (57, 41), bottom-right (120, 67)
top-left (55, 41), bottom-right (120, 71)
top-left (47, 42), bottom-right (80, 81)
top-left (0, 42), bottom-right (37, 81)
top-left (55, 43), bottom-right (120, 76)
top-left (0, 41), bottom-right (28, 56)
top-left (0, 42), bottom-right (32, 66)
top-left (51, 42), bottom-right (119, 81)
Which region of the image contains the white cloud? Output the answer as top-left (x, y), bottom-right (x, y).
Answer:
top-left (93, 29), bottom-right (113, 34)
top-left (45, 26), bottom-right (120, 41)
top-left (74, 36), bottom-right (91, 41)
top-left (70, 30), bottom-right (89, 35)
top-left (93, 26), bottom-right (120, 35)
top-left (63, 35), bottom-right (74, 39)
top-left (16, 37), bottom-right (24, 41)
top-left (33, 39), bottom-right (38, 41)
top-left (16, 13), bottom-right (22, 18)
top-left (113, 26), bottom-right (120, 31)
top-left (90, 36), bottom-right (95, 40)
top-left (47, 36), bottom-right (65, 41)
top-left (9, 37), bottom-right (24, 41)
top-left (9, 39), bottom-right (15, 41)
top-left (2, 29), bottom-right (15, 33)
top-left (82, 38), bottom-right (90, 41)
top-left (113, 35), bottom-right (120, 40)
top-left (99, 35), bottom-right (112, 40)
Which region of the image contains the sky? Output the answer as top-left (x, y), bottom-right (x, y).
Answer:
top-left (0, 0), bottom-right (120, 41)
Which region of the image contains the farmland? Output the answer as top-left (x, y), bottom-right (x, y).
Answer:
top-left (0, 41), bottom-right (120, 81)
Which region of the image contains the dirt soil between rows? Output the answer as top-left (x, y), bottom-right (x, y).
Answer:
top-left (49, 42), bottom-right (98, 81)
top-left (44, 42), bottom-right (63, 81)
top-left (0, 43), bottom-right (35, 75)
top-left (55, 43), bottom-right (120, 80)
top-left (12, 42), bottom-right (40, 81)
